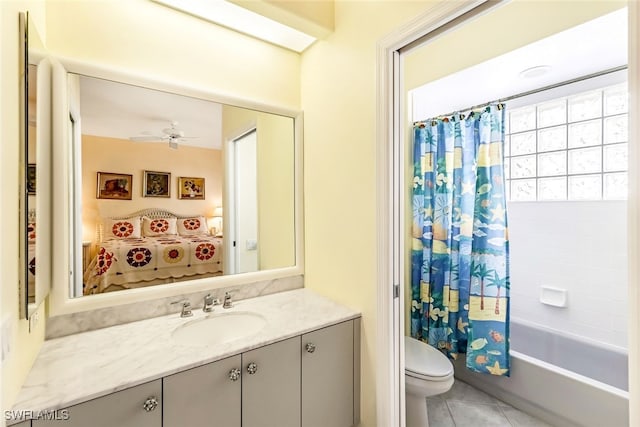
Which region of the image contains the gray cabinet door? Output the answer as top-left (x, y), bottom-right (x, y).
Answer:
top-left (242, 336), bottom-right (301, 427)
top-left (163, 354), bottom-right (241, 427)
top-left (12, 421), bottom-right (31, 427)
top-left (32, 380), bottom-right (161, 427)
top-left (302, 320), bottom-right (354, 427)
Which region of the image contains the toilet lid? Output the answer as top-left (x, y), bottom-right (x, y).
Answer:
top-left (405, 336), bottom-right (453, 380)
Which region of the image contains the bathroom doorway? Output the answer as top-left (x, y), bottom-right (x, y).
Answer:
top-left (376, 1), bottom-right (640, 426)
top-left (226, 129), bottom-right (259, 274)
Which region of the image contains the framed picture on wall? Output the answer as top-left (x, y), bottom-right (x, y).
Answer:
top-left (96, 172), bottom-right (133, 200)
top-left (178, 176), bottom-right (205, 200)
top-left (143, 170), bottom-right (171, 198)
top-left (26, 163), bottom-right (36, 195)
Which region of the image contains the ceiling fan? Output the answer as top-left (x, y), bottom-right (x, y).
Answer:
top-left (129, 121), bottom-right (197, 149)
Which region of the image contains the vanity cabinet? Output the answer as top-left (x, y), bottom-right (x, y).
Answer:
top-left (24, 318), bottom-right (360, 427)
top-left (32, 380), bottom-right (161, 427)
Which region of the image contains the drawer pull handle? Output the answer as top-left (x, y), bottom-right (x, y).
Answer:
top-left (305, 343), bottom-right (316, 353)
top-left (143, 396), bottom-right (159, 412)
top-left (229, 368), bottom-right (241, 381)
top-left (247, 362), bottom-right (258, 374)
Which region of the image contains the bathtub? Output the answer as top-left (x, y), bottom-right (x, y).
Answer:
top-left (453, 319), bottom-right (629, 427)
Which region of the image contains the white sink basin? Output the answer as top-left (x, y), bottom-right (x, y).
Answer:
top-left (172, 312), bottom-right (267, 347)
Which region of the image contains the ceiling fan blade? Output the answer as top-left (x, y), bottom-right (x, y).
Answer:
top-left (129, 136), bottom-right (163, 142)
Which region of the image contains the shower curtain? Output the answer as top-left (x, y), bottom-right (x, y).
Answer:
top-left (410, 104), bottom-right (510, 376)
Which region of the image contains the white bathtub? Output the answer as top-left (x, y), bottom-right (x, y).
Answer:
top-left (453, 319), bottom-right (629, 427)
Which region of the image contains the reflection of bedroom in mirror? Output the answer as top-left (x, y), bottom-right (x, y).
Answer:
top-left (72, 75), bottom-right (295, 298)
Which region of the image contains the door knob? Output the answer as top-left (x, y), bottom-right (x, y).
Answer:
top-left (247, 362), bottom-right (258, 374)
top-left (305, 343), bottom-right (316, 353)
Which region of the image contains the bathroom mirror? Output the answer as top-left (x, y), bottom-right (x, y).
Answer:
top-left (49, 59), bottom-right (302, 312)
top-left (19, 12), bottom-right (51, 319)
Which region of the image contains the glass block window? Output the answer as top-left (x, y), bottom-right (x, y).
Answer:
top-left (505, 82), bottom-right (628, 201)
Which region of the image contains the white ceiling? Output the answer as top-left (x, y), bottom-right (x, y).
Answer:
top-left (411, 8), bottom-right (628, 121)
top-left (79, 75), bottom-right (223, 150)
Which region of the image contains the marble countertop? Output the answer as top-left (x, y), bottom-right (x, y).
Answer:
top-left (11, 289), bottom-right (360, 420)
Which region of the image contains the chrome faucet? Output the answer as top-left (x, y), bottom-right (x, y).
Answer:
top-left (203, 293), bottom-right (219, 313)
top-left (172, 300), bottom-right (193, 318)
top-left (223, 292), bottom-right (233, 309)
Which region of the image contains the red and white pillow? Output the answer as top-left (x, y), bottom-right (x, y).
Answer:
top-left (177, 216), bottom-right (209, 235)
top-left (142, 216), bottom-right (177, 237)
top-left (103, 217), bottom-right (142, 240)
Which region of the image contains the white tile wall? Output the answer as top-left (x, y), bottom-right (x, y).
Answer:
top-left (508, 200), bottom-right (628, 349)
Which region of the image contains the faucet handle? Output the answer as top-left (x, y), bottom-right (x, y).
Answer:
top-left (223, 291), bottom-right (233, 309)
top-left (171, 300), bottom-right (193, 318)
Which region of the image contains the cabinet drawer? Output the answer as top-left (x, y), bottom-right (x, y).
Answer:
top-left (32, 380), bottom-right (161, 427)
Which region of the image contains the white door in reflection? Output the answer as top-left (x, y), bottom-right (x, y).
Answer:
top-left (230, 129), bottom-right (258, 274)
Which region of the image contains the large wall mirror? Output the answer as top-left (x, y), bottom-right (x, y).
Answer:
top-left (19, 11), bottom-right (51, 319)
top-left (49, 59), bottom-right (302, 314)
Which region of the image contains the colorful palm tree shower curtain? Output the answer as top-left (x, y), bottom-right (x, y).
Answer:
top-left (411, 104), bottom-right (511, 376)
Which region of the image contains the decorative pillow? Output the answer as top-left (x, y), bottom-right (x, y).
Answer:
top-left (103, 216), bottom-right (142, 240)
top-left (177, 216), bottom-right (209, 235)
top-left (142, 216), bottom-right (177, 237)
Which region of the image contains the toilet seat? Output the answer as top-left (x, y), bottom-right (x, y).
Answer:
top-left (405, 336), bottom-right (453, 382)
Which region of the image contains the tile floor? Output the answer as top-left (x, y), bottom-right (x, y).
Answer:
top-left (425, 380), bottom-right (554, 427)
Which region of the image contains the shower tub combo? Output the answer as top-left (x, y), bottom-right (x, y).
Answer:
top-left (454, 318), bottom-right (629, 427)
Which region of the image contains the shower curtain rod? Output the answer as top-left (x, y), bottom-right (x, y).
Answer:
top-left (413, 65), bottom-right (628, 126)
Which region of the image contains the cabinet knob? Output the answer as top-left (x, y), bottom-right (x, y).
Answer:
top-left (247, 362), bottom-right (258, 374)
top-left (142, 396), bottom-right (159, 412)
top-left (305, 343), bottom-right (316, 353)
top-left (229, 368), bottom-right (241, 381)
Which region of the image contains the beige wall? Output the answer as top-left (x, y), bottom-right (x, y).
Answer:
top-left (300, 2), bottom-right (442, 425)
top-left (45, 0), bottom-right (301, 110)
top-left (0, 0), bottom-right (48, 415)
top-left (82, 135), bottom-right (223, 243)
top-left (222, 106), bottom-right (296, 270)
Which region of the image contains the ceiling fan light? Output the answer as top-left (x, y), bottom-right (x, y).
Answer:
top-left (168, 139), bottom-right (179, 149)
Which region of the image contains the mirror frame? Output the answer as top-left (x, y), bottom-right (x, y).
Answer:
top-left (18, 12), bottom-right (27, 317)
top-left (19, 12), bottom-right (52, 319)
top-left (49, 57), bottom-right (304, 316)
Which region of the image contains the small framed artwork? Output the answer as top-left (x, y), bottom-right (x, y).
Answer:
top-left (96, 172), bottom-right (133, 200)
top-left (179, 176), bottom-right (205, 200)
top-left (143, 170), bottom-right (171, 198)
top-left (26, 163), bottom-right (36, 195)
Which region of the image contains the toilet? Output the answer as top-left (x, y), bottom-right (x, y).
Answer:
top-left (405, 336), bottom-right (455, 427)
